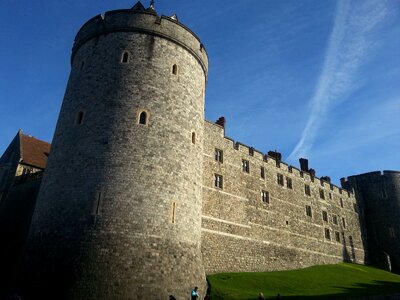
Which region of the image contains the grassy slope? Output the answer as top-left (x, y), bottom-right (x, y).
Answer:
top-left (207, 263), bottom-right (400, 299)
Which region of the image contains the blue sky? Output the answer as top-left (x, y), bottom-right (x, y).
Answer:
top-left (0, 0), bottom-right (399, 184)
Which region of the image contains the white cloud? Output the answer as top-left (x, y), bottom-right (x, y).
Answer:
top-left (288, 0), bottom-right (390, 160)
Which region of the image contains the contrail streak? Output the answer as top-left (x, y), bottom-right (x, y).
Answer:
top-left (288, 0), bottom-right (388, 161)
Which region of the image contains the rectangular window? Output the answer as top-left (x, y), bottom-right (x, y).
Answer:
top-left (214, 149), bottom-right (223, 163)
top-left (22, 168), bottom-right (31, 175)
top-left (286, 177), bottom-right (293, 189)
top-left (340, 198), bottom-right (344, 208)
top-left (319, 188), bottom-right (325, 200)
top-left (242, 160), bottom-right (250, 173)
top-left (329, 193), bottom-right (332, 200)
top-left (306, 205), bottom-right (312, 217)
top-left (335, 231), bottom-right (340, 242)
top-left (260, 167), bottom-right (265, 179)
top-left (322, 211), bottom-right (328, 222)
top-left (305, 184), bottom-right (311, 196)
top-left (325, 228), bottom-right (331, 240)
top-left (353, 203), bottom-right (358, 213)
top-left (262, 190), bottom-right (269, 204)
top-left (342, 217), bottom-right (346, 228)
top-left (333, 215), bottom-right (338, 225)
top-left (277, 173), bottom-right (284, 186)
top-left (214, 174), bottom-right (223, 189)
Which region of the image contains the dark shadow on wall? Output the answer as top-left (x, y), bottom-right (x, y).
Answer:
top-left (342, 232), bottom-right (351, 263)
top-left (0, 177), bottom-right (41, 298)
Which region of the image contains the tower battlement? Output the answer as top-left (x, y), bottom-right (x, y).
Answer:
top-left (72, 6), bottom-right (208, 77)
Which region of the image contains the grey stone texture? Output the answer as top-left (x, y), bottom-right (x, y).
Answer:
top-left (16, 7), bottom-right (208, 300)
top-left (343, 171), bottom-right (400, 273)
top-left (201, 121), bottom-right (364, 274)
top-left (10, 3), bottom-right (393, 300)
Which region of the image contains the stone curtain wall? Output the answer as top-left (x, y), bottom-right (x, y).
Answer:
top-left (201, 121), bottom-right (364, 274)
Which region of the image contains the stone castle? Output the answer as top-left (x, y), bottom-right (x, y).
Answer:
top-left (0, 2), bottom-right (399, 299)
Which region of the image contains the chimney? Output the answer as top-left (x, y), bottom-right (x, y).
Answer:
top-left (321, 176), bottom-right (331, 183)
top-left (268, 150), bottom-right (282, 162)
top-left (215, 117), bottom-right (226, 128)
top-left (340, 177), bottom-right (349, 189)
top-left (299, 158), bottom-right (309, 172)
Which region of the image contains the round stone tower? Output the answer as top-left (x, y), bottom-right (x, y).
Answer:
top-left (16, 2), bottom-right (208, 299)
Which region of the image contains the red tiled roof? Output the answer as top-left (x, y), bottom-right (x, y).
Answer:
top-left (20, 134), bottom-right (51, 169)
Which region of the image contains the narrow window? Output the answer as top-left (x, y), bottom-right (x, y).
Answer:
top-left (260, 167), bottom-right (265, 179)
top-left (305, 184), bottom-right (311, 196)
top-left (382, 189), bottom-right (387, 198)
top-left (333, 215), bottom-right (338, 225)
top-left (191, 132), bottom-right (196, 144)
top-left (171, 202), bottom-right (177, 224)
top-left (353, 203), bottom-right (358, 213)
top-left (76, 111), bottom-right (84, 125)
top-left (329, 193), bottom-right (332, 200)
top-left (172, 64), bottom-right (178, 75)
top-left (122, 51), bottom-right (129, 63)
top-left (340, 198), bottom-right (344, 208)
top-left (322, 211), bottom-right (328, 222)
top-left (286, 177), bottom-right (293, 189)
top-left (325, 228), bottom-right (331, 240)
top-left (214, 174), bottom-right (223, 189)
top-left (261, 190), bottom-right (269, 204)
top-left (306, 205), bottom-right (312, 217)
top-left (389, 227), bottom-right (395, 239)
top-left (335, 231), bottom-right (340, 242)
top-left (92, 191), bottom-right (103, 215)
top-left (342, 217), bottom-right (346, 228)
top-left (215, 149), bottom-right (223, 163)
top-left (319, 188), bottom-right (325, 199)
top-left (80, 61), bottom-right (85, 71)
top-left (139, 111), bottom-right (147, 125)
top-left (242, 160), bottom-right (250, 173)
top-left (277, 173), bottom-right (284, 186)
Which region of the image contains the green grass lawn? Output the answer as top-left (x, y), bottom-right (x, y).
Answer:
top-left (207, 263), bottom-right (400, 299)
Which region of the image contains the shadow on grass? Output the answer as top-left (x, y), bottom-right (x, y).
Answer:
top-left (211, 280), bottom-right (400, 300)
top-left (264, 280), bottom-right (400, 300)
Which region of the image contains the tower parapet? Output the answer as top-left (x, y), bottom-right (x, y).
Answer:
top-left (72, 6), bottom-right (208, 78)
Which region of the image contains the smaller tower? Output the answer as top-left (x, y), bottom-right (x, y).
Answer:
top-left (345, 171), bottom-right (400, 273)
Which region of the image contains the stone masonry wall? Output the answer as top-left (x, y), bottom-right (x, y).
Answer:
top-left (201, 121), bottom-right (365, 274)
